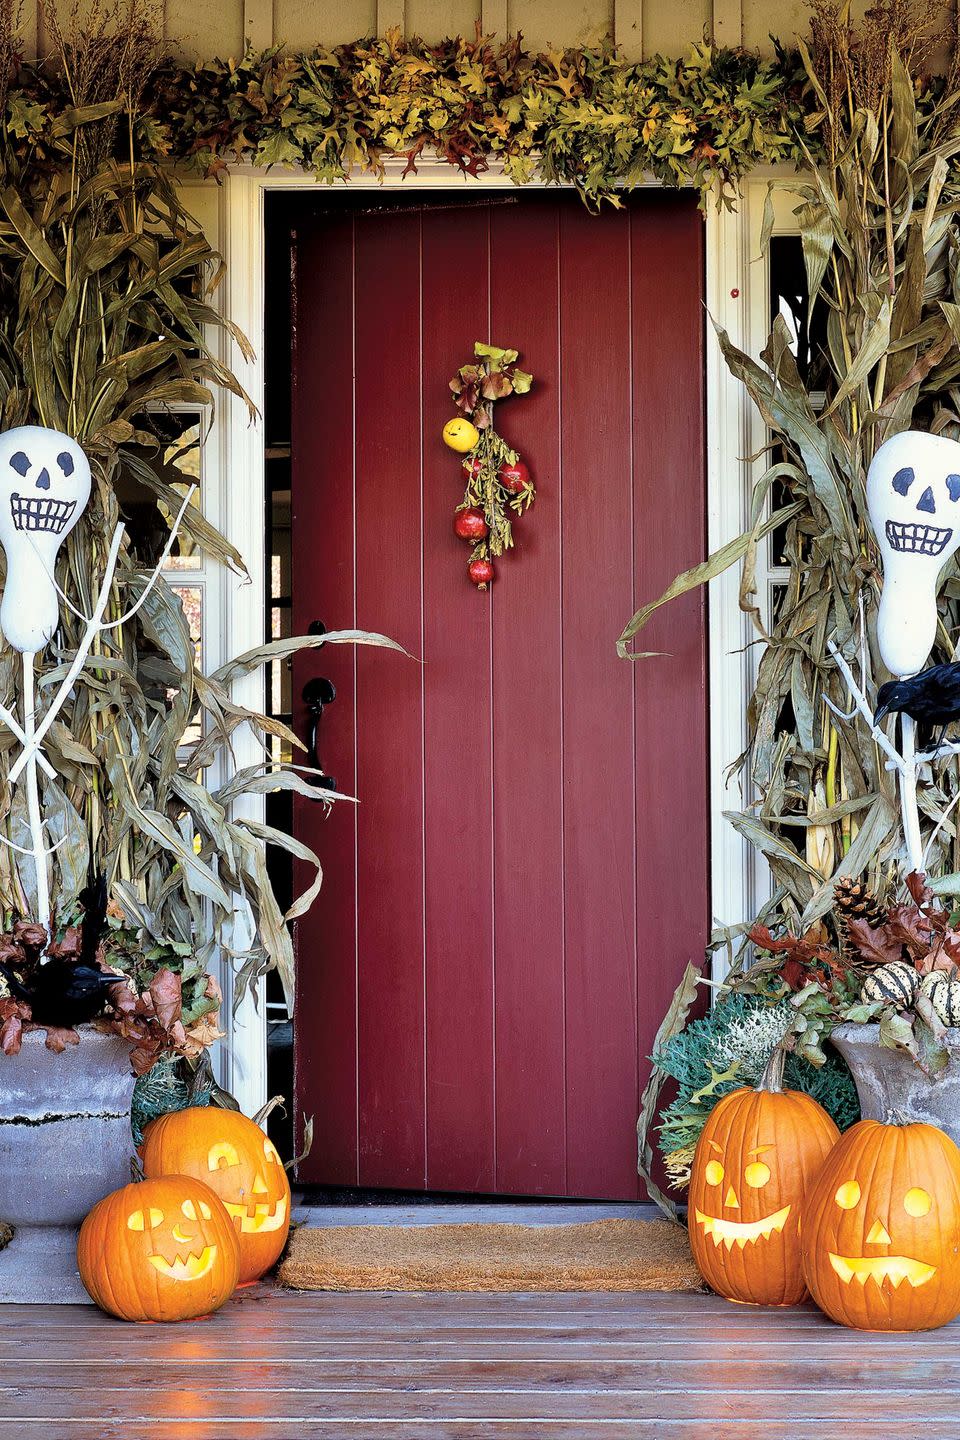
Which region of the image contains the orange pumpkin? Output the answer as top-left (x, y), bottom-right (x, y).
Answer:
top-left (77, 1176), bottom-right (240, 1322)
top-left (688, 1051), bottom-right (839, 1306)
top-left (800, 1118), bottom-right (960, 1331)
top-left (142, 1107), bottom-right (291, 1283)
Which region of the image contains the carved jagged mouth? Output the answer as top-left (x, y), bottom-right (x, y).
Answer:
top-left (828, 1253), bottom-right (936, 1289)
top-left (148, 1245), bottom-right (218, 1282)
top-left (224, 1196), bottom-right (287, 1235)
top-left (694, 1205), bottom-right (791, 1250)
top-left (10, 492), bottom-right (75, 535)
top-left (885, 519), bottom-right (953, 556)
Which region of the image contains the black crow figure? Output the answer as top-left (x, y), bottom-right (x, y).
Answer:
top-left (0, 873), bottom-right (118, 1028)
top-left (0, 956), bottom-right (121, 1028)
top-left (874, 661), bottom-right (960, 750)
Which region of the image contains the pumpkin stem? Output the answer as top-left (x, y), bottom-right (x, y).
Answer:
top-left (885, 1107), bottom-right (911, 1127)
top-left (760, 1043), bottom-right (788, 1094)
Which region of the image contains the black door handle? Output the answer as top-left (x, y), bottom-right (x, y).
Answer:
top-left (302, 676), bottom-right (337, 793)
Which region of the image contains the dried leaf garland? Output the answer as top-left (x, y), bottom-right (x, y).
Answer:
top-left (0, 32), bottom-right (811, 209)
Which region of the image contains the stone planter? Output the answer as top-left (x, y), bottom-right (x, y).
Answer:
top-left (831, 1022), bottom-right (960, 1147)
top-left (0, 1027), bottom-right (136, 1303)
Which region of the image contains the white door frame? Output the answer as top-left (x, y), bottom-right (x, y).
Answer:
top-left (210, 159), bottom-right (780, 1115)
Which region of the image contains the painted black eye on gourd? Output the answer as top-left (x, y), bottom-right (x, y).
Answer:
top-left (57, 452), bottom-right (74, 477)
top-left (892, 467), bottom-right (915, 495)
top-left (947, 474), bottom-right (960, 502)
top-left (9, 451), bottom-right (30, 478)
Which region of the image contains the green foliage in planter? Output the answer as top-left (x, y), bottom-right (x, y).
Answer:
top-left (621, 0), bottom-right (960, 923)
top-left (654, 991), bottom-right (860, 1188)
top-left (7, 29), bottom-right (808, 208)
top-left (130, 1051), bottom-right (214, 1146)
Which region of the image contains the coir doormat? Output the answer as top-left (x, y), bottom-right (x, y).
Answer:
top-left (278, 1217), bottom-right (704, 1293)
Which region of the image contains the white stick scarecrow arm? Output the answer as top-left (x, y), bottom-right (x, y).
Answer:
top-left (825, 638), bottom-right (924, 875)
top-left (8, 522), bottom-right (125, 784)
top-left (0, 697), bottom-right (55, 778)
top-left (8, 485), bottom-right (194, 784)
top-left (825, 640), bottom-right (905, 772)
top-left (885, 740), bottom-right (960, 770)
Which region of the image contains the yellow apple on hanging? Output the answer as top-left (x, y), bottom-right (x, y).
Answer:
top-left (442, 417), bottom-right (479, 452)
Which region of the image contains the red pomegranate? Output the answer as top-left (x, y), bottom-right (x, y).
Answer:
top-left (468, 557), bottom-right (495, 588)
top-left (499, 459), bottom-right (530, 494)
top-left (463, 456), bottom-right (484, 480)
top-left (454, 507), bottom-right (488, 541)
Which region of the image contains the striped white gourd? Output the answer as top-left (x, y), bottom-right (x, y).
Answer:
top-left (919, 971), bottom-right (960, 1028)
top-left (860, 961), bottom-right (920, 1009)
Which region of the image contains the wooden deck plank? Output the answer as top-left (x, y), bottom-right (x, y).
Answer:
top-left (0, 1324), bottom-right (932, 1347)
top-left (3, 1356), bottom-right (957, 1388)
top-left (4, 1426), bottom-right (939, 1439)
top-left (0, 1288), bottom-right (955, 1434)
top-left (4, 1388), bottom-right (960, 1422)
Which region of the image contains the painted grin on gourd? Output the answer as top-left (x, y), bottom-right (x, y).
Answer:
top-left (828, 1253), bottom-right (936, 1289)
top-left (885, 518), bottom-right (953, 556)
top-left (10, 492), bottom-right (76, 534)
top-left (693, 1204), bottom-right (791, 1250)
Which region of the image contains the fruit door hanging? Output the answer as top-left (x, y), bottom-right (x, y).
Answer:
top-left (442, 343), bottom-right (536, 590)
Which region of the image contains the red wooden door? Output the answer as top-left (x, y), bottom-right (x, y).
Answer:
top-left (290, 190), bottom-right (707, 1200)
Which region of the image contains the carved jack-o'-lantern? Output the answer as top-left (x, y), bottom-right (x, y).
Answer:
top-left (801, 1119), bottom-right (960, 1330)
top-left (142, 1107), bottom-right (291, 1283)
top-left (688, 1051), bottom-right (840, 1306)
top-left (77, 1176), bottom-right (240, 1322)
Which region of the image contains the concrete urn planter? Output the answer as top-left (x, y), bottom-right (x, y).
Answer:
top-left (0, 1027), bottom-right (136, 1303)
top-left (831, 1022), bottom-right (960, 1147)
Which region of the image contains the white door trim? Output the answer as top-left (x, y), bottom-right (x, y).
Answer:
top-left (212, 158), bottom-right (765, 1113)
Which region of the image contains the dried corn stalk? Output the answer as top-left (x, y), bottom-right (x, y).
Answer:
top-left (620, 1), bottom-right (960, 927)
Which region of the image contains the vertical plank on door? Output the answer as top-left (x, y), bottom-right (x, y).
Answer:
top-left (560, 203), bottom-right (639, 1201)
top-left (420, 208), bottom-right (495, 1194)
top-left (630, 196), bottom-right (707, 1175)
top-left (490, 198), bottom-right (567, 1196)
top-left (291, 217), bottom-right (360, 1185)
top-left (354, 212), bottom-right (427, 1189)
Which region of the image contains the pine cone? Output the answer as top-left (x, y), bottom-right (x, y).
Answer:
top-left (834, 876), bottom-right (887, 940)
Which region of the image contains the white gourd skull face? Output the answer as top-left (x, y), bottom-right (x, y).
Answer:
top-left (866, 430), bottom-right (960, 678)
top-left (0, 426), bottom-right (91, 654)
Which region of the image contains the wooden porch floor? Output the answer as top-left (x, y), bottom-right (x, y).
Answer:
top-left (0, 1286), bottom-right (954, 1438)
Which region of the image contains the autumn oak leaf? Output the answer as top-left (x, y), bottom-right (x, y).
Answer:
top-left (149, 966), bottom-right (183, 1031)
top-left (906, 871), bottom-right (935, 909)
top-left (0, 1015), bottom-right (21, 1055)
top-left (846, 917), bottom-right (905, 967)
top-left (885, 904), bottom-right (934, 959)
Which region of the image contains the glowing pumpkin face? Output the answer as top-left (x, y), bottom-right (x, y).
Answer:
top-left (801, 1119), bottom-right (960, 1331)
top-left (142, 1107), bottom-right (291, 1283)
top-left (688, 1079), bottom-right (839, 1306)
top-left (77, 1176), bottom-right (240, 1322)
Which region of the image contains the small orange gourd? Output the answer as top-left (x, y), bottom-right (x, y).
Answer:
top-left (688, 1048), bottom-right (840, 1306)
top-left (142, 1107), bottom-right (291, 1283)
top-left (77, 1176), bottom-right (240, 1322)
top-left (801, 1118), bottom-right (960, 1331)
